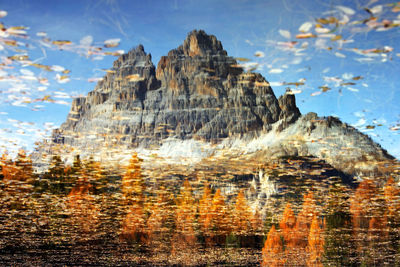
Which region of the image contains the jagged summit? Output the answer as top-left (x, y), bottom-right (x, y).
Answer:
top-left (42, 29), bottom-right (394, 175)
top-left (180, 29), bottom-right (226, 57)
top-left (54, 29), bottom-right (293, 147)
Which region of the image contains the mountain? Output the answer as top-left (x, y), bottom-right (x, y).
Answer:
top-left (40, 30), bottom-right (394, 176)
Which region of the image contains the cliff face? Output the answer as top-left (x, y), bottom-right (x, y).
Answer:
top-left (46, 29), bottom-right (394, 176)
top-left (54, 30), bottom-right (299, 148)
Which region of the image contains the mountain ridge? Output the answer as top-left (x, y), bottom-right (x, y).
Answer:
top-left (38, 29), bottom-right (395, 176)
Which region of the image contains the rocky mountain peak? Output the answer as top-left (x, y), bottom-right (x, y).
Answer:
top-left (180, 29), bottom-right (226, 57)
top-left (39, 29), bottom-right (396, 176)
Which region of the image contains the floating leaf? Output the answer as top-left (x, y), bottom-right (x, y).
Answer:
top-left (335, 52), bottom-right (346, 58)
top-left (8, 55), bottom-right (29, 61)
top-left (352, 76), bottom-right (363, 80)
top-left (284, 82), bottom-right (305, 87)
top-left (0, 10), bottom-right (7, 18)
top-left (104, 38), bottom-right (121, 48)
top-left (340, 82), bottom-right (356, 86)
top-left (366, 125), bottom-right (375, 129)
top-left (52, 40), bottom-right (72, 45)
top-left (4, 40), bottom-right (18, 46)
top-left (279, 29), bottom-right (291, 39)
top-left (269, 68), bottom-right (283, 74)
top-left (51, 65), bottom-right (66, 72)
top-left (319, 86), bottom-right (331, 92)
top-left (296, 33), bottom-right (316, 39)
top-left (236, 57), bottom-right (251, 62)
top-left (347, 87), bottom-right (359, 92)
top-left (30, 63), bottom-right (52, 71)
top-left (316, 17), bottom-right (338, 25)
top-left (299, 22), bottom-right (313, 32)
top-left (36, 31), bottom-right (47, 37)
top-left (311, 91), bottom-right (322, 96)
top-left (370, 5), bottom-right (383, 14)
top-left (104, 50), bottom-right (124, 56)
top-left (331, 35), bottom-right (342, 41)
top-left (336, 5), bottom-right (355, 15)
top-left (88, 77), bottom-right (103, 83)
top-left (315, 27), bottom-right (330, 34)
top-left (254, 51), bottom-right (265, 57)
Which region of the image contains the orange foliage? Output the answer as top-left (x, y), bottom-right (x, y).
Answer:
top-left (293, 191), bottom-right (316, 247)
top-left (232, 189), bottom-right (251, 235)
top-left (307, 215), bottom-right (324, 267)
top-left (120, 153), bottom-right (148, 242)
top-left (368, 216), bottom-right (389, 241)
top-left (121, 201), bottom-right (147, 242)
top-left (172, 180), bottom-right (197, 252)
top-left (350, 179), bottom-right (377, 232)
top-left (122, 153), bottom-right (144, 203)
top-left (210, 188), bottom-right (230, 234)
top-left (67, 177), bottom-right (98, 234)
top-left (146, 187), bottom-right (174, 245)
top-left (249, 208), bottom-right (263, 234)
top-left (198, 182), bottom-right (213, 233)
top-left (384, 177), bottom-right (400, 218)
top-left (1, 150), bottom-right (33, 181)
top-left (262, 225), bottom-right (285, 267)
top-left (279, 203), bottom-right (296, 247)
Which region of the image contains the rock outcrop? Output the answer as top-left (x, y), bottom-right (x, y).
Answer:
top-left (53, 30), bottom-right (285, 149)
top-left (43, 29), bottom-right (395, 176)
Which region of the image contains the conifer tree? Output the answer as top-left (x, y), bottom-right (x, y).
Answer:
top-left (171, 179), bottom-right (198, 254)
top-left (262, 225), bottom-right (285, 266)
top-left (307, 215), bottom-right (324, 267)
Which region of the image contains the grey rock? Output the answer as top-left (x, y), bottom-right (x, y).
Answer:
top-left (52, 29), bottom-right (285, 149)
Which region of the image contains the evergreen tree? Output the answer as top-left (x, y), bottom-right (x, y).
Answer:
top-left (262, 225), bottom-right (285, 266)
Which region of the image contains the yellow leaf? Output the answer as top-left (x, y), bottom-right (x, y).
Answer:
top-left (296, 33), bottom-right (316, 39)
top-left (236, 57), bottom-right (251, 62)
top-left (331, 35), bottom-right (342, 41)
top-left (52, 40), bottom-right (72, 45)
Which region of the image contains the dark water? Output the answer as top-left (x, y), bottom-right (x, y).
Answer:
top-left (1, 155), bottom-right (400, 266)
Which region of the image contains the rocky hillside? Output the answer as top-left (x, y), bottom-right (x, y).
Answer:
top-left (52, 30), bottom-right (298, 147)
top-left (43, 30), bottom-right (394, 176)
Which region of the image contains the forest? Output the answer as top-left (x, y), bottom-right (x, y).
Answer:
top-left (1, 151), bottom-right (400, 266)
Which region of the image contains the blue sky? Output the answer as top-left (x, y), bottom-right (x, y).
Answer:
top-left (0, 0), bottom-right (399, 158)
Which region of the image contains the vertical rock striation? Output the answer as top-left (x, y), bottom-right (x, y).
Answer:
top-left (53, 30), bottom-right (293, 149)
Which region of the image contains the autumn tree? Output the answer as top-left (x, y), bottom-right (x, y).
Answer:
top-left (279, 203), bottom-right (296, 247)
top-left (67, 174), bottom-right (99, 238)
top-left (198, 182), bottom-right (213, 233)
top-left (232, 189), bottom-right (251, 235)
top-left (120, 154), bottom-right (147, 244)
top-left (171, 179), bottom-right (198, 253)
top-left (0, 151), bottom-right (15, 180)
top-left (262, 225), bottom-right (285, 266)
top-left (292, 192), bottom-right (317, 247)
top-left (383, 177), bottom-right (400, 260)
top-left (146, 186), bottom-right (176, 250)
top-left (349, 179), bottom-right (379, 263)
top-left (1, 150), bottom-right (33, 182)
top-left (14, 149), bottom-right (33, 181)
top-left (350, 179), bottom-right (377, 234)
top-left (286, 191), bottom-right (317, 265)
top-left (307, 215), bottom-right (324, 267)
top-left (121, 153), bottom-right (144, 204)
top-left (38, 155), bottom-right (70, 194)
top-left (79, 156), bottom-right (108, 195)
top-left (323, 181), bottom-right (355, 266)
top-left (204, 188), bottom-right (230, 246)
top-left (384, 177), bottom-right (400, 222)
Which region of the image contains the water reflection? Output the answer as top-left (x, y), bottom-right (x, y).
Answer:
top-left (1, 153), bottom-right (399, 265)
